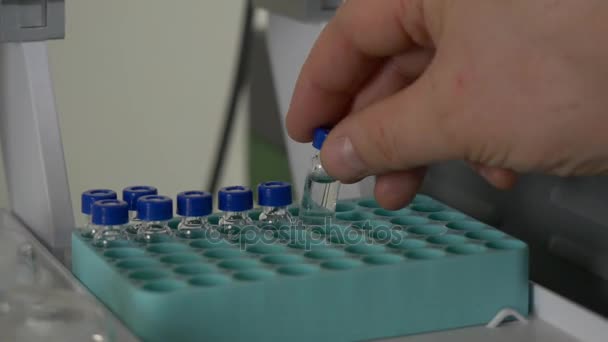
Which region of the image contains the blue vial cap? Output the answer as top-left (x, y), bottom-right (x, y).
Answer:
top-left (177, 191), bottom-right (213, 217)
top-left (218, 186), bottom-right (253, 212)
top-left (92, 200), bottom-right (129, 226)
top-left (258, 181), bottom-right (292, 207)
top-left (123, 186), bottom-right (158, 210)
top-left (312, 127), bottom-right (331, 150)
top-left (137, 195), bottom-right (173, 221)
top-left (81, 189), bottom-right (117, 215)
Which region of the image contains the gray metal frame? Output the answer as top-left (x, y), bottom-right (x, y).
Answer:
top-left (0, 0), bottom-right (65, 42)
top-left (0, 41), bottom-right (74, 259)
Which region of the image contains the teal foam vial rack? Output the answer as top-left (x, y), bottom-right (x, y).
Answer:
top-left (72, 195), bottom-right (529, 342)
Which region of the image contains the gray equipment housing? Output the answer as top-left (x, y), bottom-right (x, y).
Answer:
top-left (422, 163), bottom-right (608, 317)
top-left (0, 0), bottom-right (65, 42)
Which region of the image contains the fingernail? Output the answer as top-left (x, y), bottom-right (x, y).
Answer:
top-left (322, 136), bottom-right (367, 180)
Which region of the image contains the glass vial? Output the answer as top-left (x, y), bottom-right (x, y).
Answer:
top-left (176, 191), bottom-right (213, 238)
top-left (122, 186), bottom-right (158, 236)
top-left (92, 199), bottom-right (129, 248)
top-left (136, 195), bottom-right (174, 243)
top-left (299, 128), bottom-right (341, 225)
top-left (80, 189), bottom-right (117, 238)
top-left (257, 181), bottom-right (293, 229)
top-left (218, 186), bottom-right (253, 235)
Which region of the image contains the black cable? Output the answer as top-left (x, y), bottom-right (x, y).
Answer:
top-left (207, 0), bottom-right (254, 193)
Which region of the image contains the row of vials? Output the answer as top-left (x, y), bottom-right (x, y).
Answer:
top-left (80, 128), bottom-right (342, 247)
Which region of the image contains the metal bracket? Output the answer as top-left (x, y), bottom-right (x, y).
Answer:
top-left (0, 41), bottom-right (74, 259)
top-left (0, 0), bottom-right (65, 42)
top-left (255, 0), bottom-right (340, 22)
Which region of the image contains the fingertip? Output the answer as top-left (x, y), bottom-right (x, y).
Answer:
top-left (373, 169), bottom-right (425, 210)
top-left (478, 167), bottom-right (518, 190)
top-left (285, 113), bottom-right (313, 143)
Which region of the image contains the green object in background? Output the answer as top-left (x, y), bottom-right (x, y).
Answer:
top-left (249, 133), bottom-right (292, 192)
top-left (72, 195), bottom-right (529, 342)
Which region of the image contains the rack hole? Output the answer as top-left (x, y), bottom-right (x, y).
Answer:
top-left (466, 230), bottom-right (506, 242)
top-left (336, 211), bottom-right (374, 222)
top-left (104, 248), bottom-right (145, 259)
top-left (407, 248), bottom-right (446, 260)
top-left (321, 259), bottom-right (362, 270)
top-left (189, 274), bottom-right (231, 287)
top-left (412, 194), bottom-right (433, 204)
top-left (390, 216), bottom-right (429, 227)
top-left (190, 239), bottom-right (232, 250)
top-left (130, 269), bottom-right (171, 281)
top-left (364, 254), bottom-right (404, 265)
top-left (408, 224), bottom-right (448, 236)
top-left (160, 253), bottom-right (202, 265)
top-left (147, 243), bottom-right (189, 254)
top-left (218, 259), bottom-right (260, 271)
top-left (427, 234), bottom-right (467, 245)
top-left (203, 248), bottom-right (242, 259)
top-left (105, 240), bottom-right (132, 248)
top-left (246, 244), bottom-right (286, 255)
top-left (142, 279), bottom-right (186, 292)
top-left (234, 270), bottom-right (275, 281)
top-left (374, 208), bottom-right (411, 217)
top-left (429, 212), bottom-right (468, 221)
top-left (116, 258), bottom-right (159, 270)
top-left (447, 221), bottom-right (486, 232)
top-left (261, 254), bottom-right (305, 265)
top-left (278, 264), bottom-right (319, 276)
top-left (352, 220), bottom-right (390, 231)
top-left (357, 199), bottom-right (381, 209)
top-left (328, 228), bottom-right (365, 245)
top-left (447, 244), bottom-right (486, 255)
top-left (389, 238), bottom-right (426, 250)
top-left (174, 264), bottom-right (216, 275)
top-left (411, 204), bottom-right (444, 213)
top-left (336, 203), bottom-right (356, 212)
top-left (304, 249), bottom-right (345, 260)
top-left (345, 244), bottom-right (386, 255)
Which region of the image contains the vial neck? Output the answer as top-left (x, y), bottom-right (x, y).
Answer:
top-left (94, 224), bottom-right (126, 230)
top-left (222, 211), bottom-right (249, 219)
top-left (83, 214), bottom-right (91, 225)
top-left (262, 206), bottom-right (289, 215)
top-left (144, 220), bottom-right (169, 227)
top-left (181, 216), bottom-right (207, 226)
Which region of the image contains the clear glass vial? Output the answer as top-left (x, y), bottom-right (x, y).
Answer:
top-left (218, 186), bottom-right (254, 235)
top-left (299, 128), bottom-right (341, 224)
top-left (136, 195), bottom-right (174, 243)
top-left (122, 186), bottom-right (158, 236)
top-left (176, 191), bottom-right (213, 238)
top-left (80, 189), bottom-right (117, 238)
top-left (91, 199), bottom-right (129, 247)
top-left (257, 181), bottom-right (293, 229)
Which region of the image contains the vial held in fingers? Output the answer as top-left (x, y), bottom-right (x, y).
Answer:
top-left (300, 128), bottom-right (341, 225)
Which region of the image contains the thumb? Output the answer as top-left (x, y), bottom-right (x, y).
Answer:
top-left (320, 69), bottom-right (461, 183)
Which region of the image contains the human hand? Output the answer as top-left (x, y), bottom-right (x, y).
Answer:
top-left (286, 0), bottom-right (608, 209)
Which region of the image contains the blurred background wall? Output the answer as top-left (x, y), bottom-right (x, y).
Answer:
top-left (0, 0), bottom-right (293, 225)
top-left (0, 1), bottom-right (250, 224)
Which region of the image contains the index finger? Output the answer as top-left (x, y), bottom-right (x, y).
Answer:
top-left (286, 0), bottom-right (419, 142)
